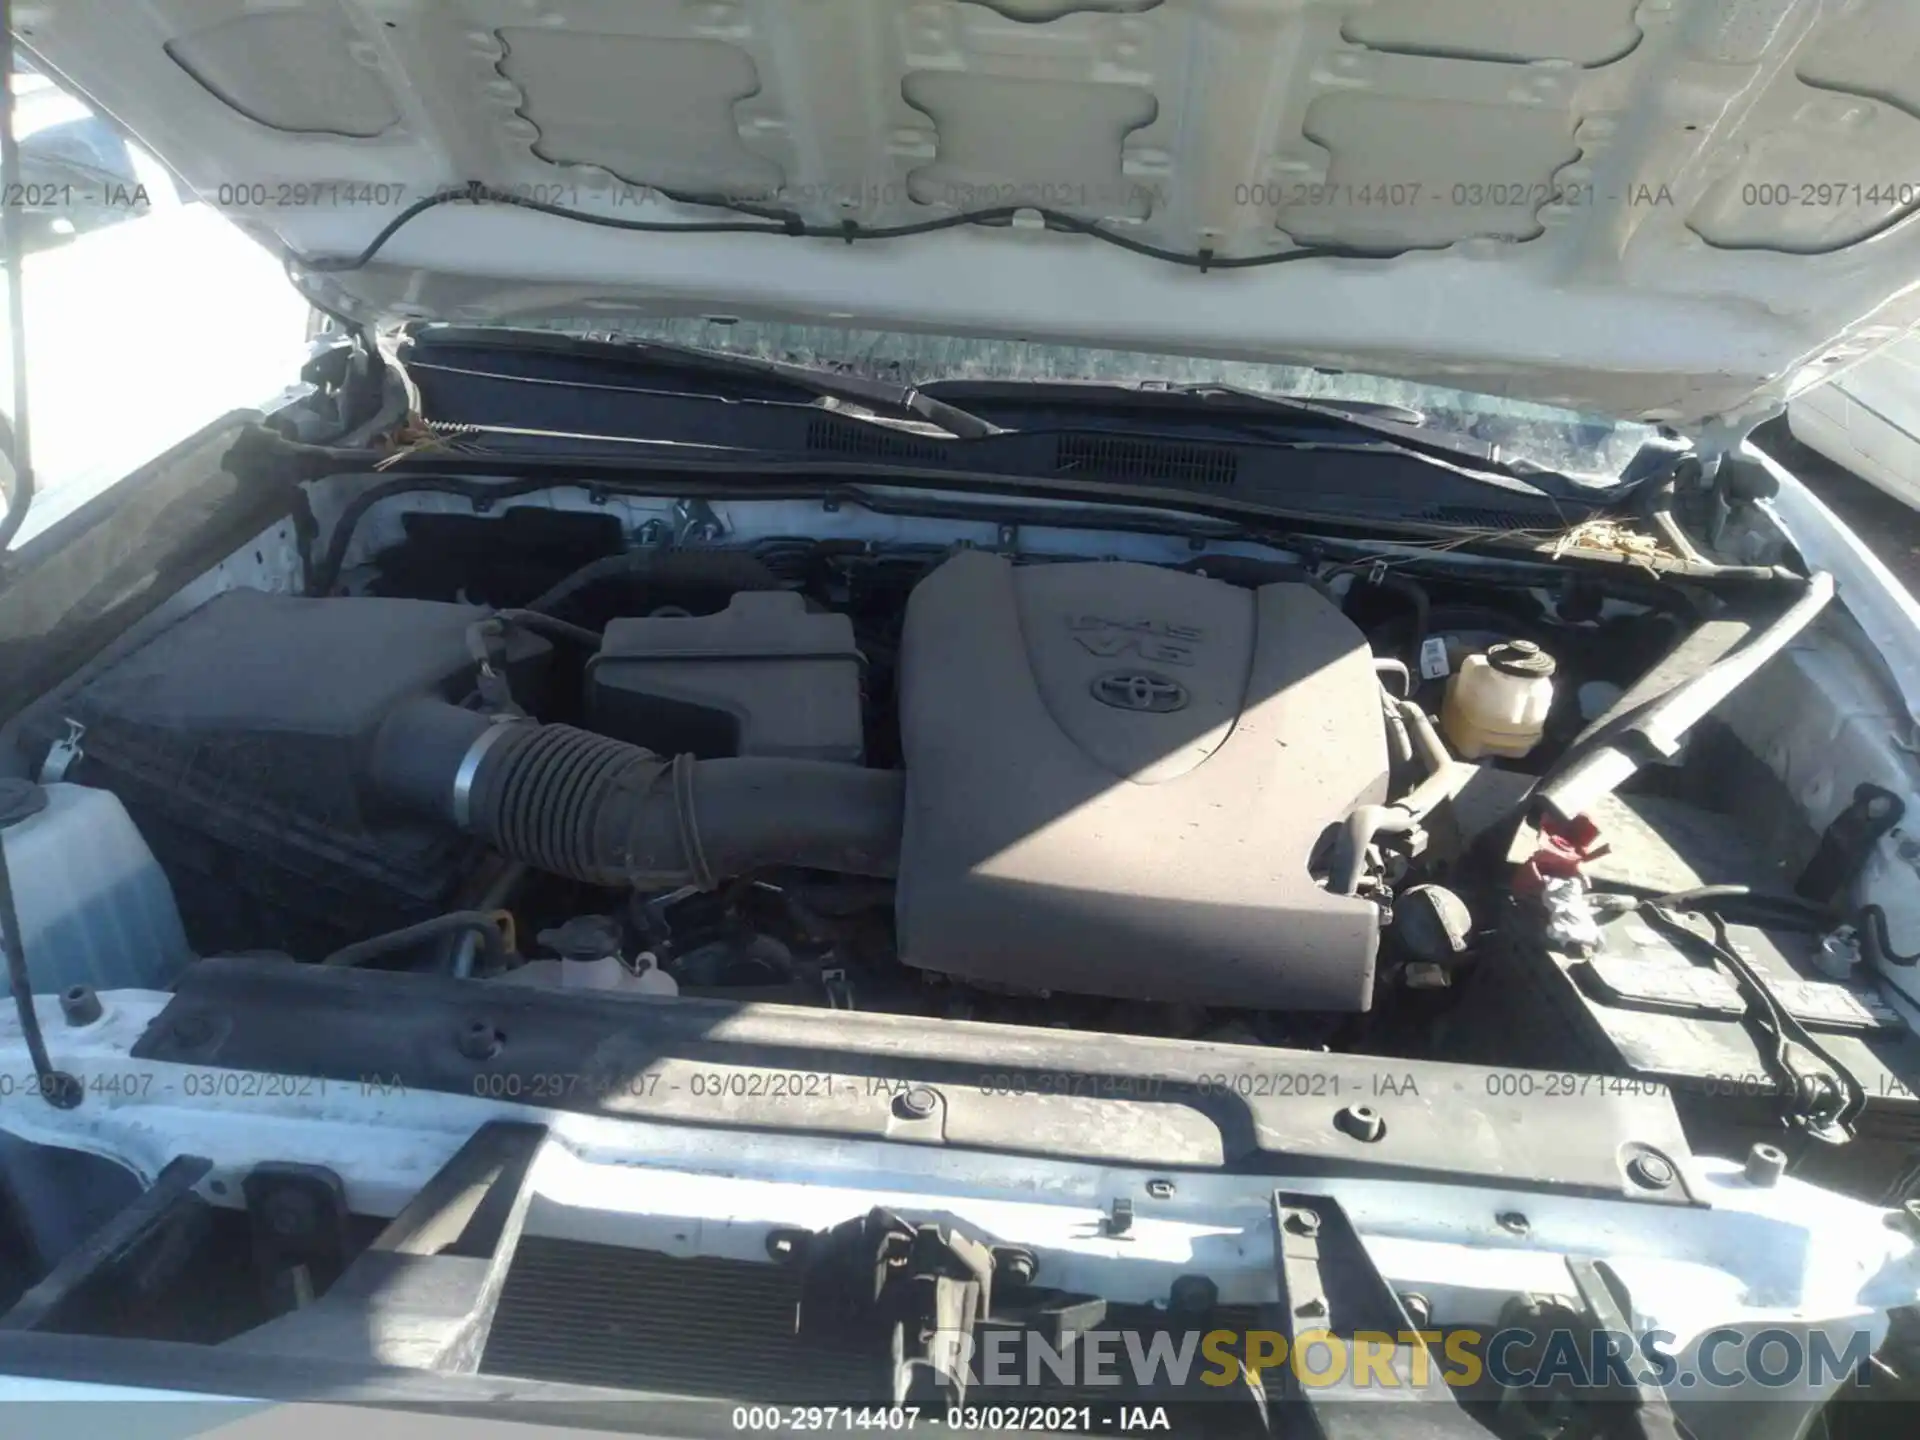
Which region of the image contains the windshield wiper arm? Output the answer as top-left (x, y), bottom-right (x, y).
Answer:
top-left (1148, 381), bottom-right (1431, 431)
top-left (572, 334), bottom-right (1004, 440)
top-left (910, 377), bottom-right (1580, 496)
top-left (406, 326), bottom-right (1007, 441)
top-left (915, 376), bottom-right (1520, 467)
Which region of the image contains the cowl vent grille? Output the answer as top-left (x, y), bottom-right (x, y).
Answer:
top-left (1415, 504), bottom-right (1545, 530)
top-left (1054, 435), bottom-right (1239, 486)
top-left (805, 415), bottom-right (947, 462)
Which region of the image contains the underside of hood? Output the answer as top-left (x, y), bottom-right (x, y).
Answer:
top-left (21, 0), bottom-right (1920, 433)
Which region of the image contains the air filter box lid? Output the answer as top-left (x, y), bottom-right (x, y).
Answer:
top-left (588, 591), bottom-right (864, 762)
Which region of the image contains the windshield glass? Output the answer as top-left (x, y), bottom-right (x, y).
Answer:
top-left (524, 317), bottom-right (1662, 486)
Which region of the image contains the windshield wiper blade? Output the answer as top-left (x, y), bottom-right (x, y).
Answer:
top-left (455, 329), bottom-right (1006, 441)
top-left (914, 376), bottom-right (1520, 467)
top-left (642, 339), bottom-right (1009, 439)
top-left (906, 377), bottom-right (1583, 497)
top-left (1146, 381), bottom-right (1430, 430)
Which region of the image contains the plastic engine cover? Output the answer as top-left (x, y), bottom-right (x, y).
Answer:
top-left (896, 551), bottom-right (1389, 1009)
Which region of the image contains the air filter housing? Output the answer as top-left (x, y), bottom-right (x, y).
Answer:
top-left (29, 591), bottom-right (549, 956)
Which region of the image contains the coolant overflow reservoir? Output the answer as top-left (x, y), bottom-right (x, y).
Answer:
top-left (1440, 640), bottom-right (1557, 760)
top-left (0, 779), bottom-right (192, 993)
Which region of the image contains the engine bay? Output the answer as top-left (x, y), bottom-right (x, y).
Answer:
top-left (43, 538), bottom-right (1409, 1015)
top-left (2, 447), bottom-right (1919, 1428)
top-left (12, 478), bottom-right (1920, 1190)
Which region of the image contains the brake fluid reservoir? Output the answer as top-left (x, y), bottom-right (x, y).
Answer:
top-left (1440, 640), bottom-right (1557, 760)
top-left (0, 779), bottom-right (192, 993)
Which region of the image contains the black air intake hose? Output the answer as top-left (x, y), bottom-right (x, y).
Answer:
top-left (368, 699), bottom-right (901, 888)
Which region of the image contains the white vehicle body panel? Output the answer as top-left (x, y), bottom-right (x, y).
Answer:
top-left (1789, 333), bottom-right (1920, 510)
top-left (0, 988), bottom-right (1914, 1440)
top-left (22, 0), bottom-right (1920, 432)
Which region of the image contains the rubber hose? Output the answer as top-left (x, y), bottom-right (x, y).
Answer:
top-left (525, 549), bottom-right (783, 618)
top-left (1860, 904), bottom-right (1920, 967)
top-left (368, 699), bottom-right (902, 888)
top-left (1380, 689), bottom-right (1413, 767)
top-left (323, 911), bottom-right (508, 970)
top-left (1332, 698), bottom-right (1467, 896)
top-left (1393, 698), bottom-right (1451, 776)
top-left (1373, 658), bottom-right (1412, 696)
top-left (1330, 805), bottom-right (1419, 897)
top-left (489, 609), bottom-right (603, 649)
top-left (1356, 574), bottom-right (1430, 672)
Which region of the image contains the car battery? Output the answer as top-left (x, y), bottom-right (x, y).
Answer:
top-left (587, 590), bottom-right (865, 762)
top-left (1451, 792), bottom-right (1920, 1157)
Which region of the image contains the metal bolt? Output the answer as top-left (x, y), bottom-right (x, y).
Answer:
top-left (995, 1247), bottom-right (1038, 1284)
top-left (1628, 1153), bottom-right (1676, 1190)
top-left (1169, 1275), bottom-right (1217, 1314)
top-left (1106, 1197), bottom-right (1135, 1236)
top-left (264, 1188), bottom-right (317, 1238)
top-left (1496, 1211), bottom-right (1531, 1236)
top-left (1145, 1177), bottom-right (1175, 1199)
top-left (60, 985), bottom-right (101, 1027)
top-left (1286, 1209), bottom-right (1321, 1236)
top-left (456, 1019), bottom-right (502, 1060)
top-left (1335, 1104), bottom-right (1387, 1143)
top-left (765, 1229), bottom-right (806, 1263)
top-left (40, 1071), bottom-right (82, 1110)
top-left (1296, 1297), bottom-right (1327, 1318)
top-left (893, 1085), bottom-right (938, 1120)
top-left (1745, 1142), bottom-right (1788, 1188)
top-left (1400, 1291), bottom-right (1433, 1327)
top-left (169, 1013), bottom-right (214, 1048)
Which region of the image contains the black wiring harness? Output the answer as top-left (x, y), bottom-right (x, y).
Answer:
top-left (1861, 903), bottom-right (1920, 968)
top-left (1592, 886), bottom-right (1870, 1144)
top-left (292, 180), bottom-right (1406, 276)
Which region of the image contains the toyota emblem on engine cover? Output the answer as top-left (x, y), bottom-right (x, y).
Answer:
top-left (1091, 671), bottom-right (1189, 713)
